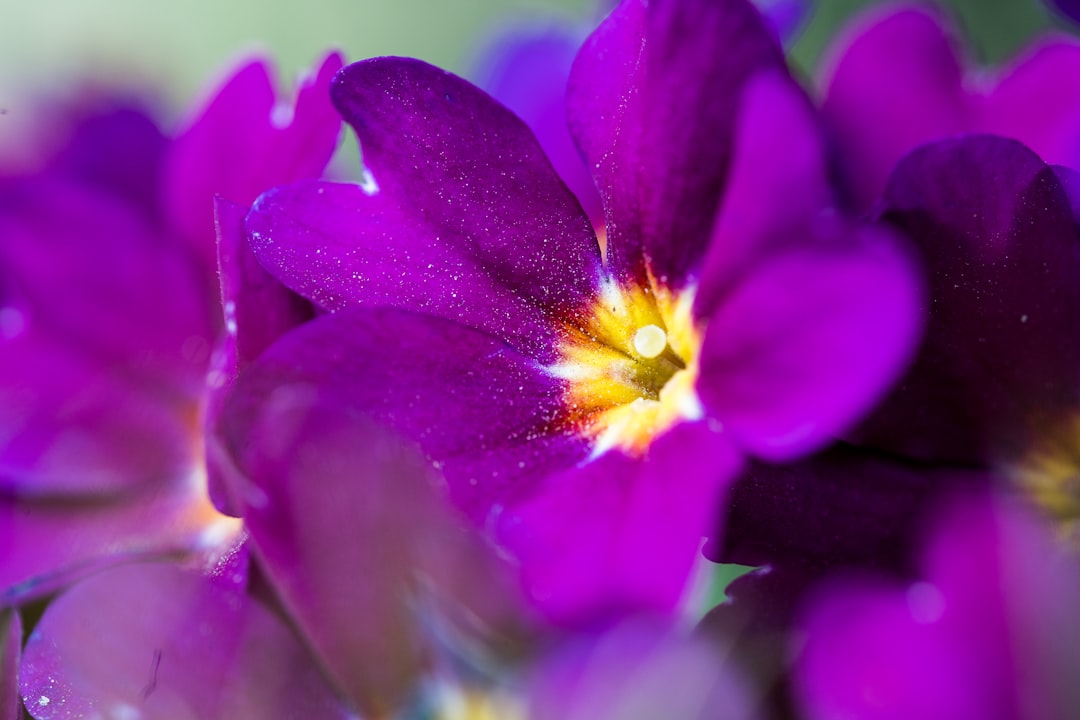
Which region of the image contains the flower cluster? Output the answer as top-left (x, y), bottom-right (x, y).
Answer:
top-left (3, 0), bottom-right (1080, 718)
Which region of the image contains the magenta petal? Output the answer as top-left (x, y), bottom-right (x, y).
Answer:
top-left (698, 71), bottom-right (831, 305)
top-left (0, 480), bottom-right (234, 604)
top-left (821, 6), bottom-right (972, 211)
top-left (19, 562), bottom-right (350, 720)
top-left (983, 38), bottom-right (1080, 171)
top-left (1, 610), bottom-right (19, 720)
top-left (240, 395), bottom-right (532, 715)
top-left (220, 307), bottom-right (589, 521)
top-left (528, 621), bottom-right (760, 720)
top-left (164, 53), bottom-right (343, 274)
top-left (495, 421), bottom-right (741, 624)
top-left (698, 233), bottom-right (922, 461)
top-left (567, 0), bottom-right (785, 285)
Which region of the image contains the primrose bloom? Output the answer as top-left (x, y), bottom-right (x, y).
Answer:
top-left (793, 489), bottom-right (1080, 720)
top-left (820, 2), bottom-right (1080, 211)
top-left (220, 0), bottom-right (920, 622)
top-left (0, 54), bottom-right (340, 602)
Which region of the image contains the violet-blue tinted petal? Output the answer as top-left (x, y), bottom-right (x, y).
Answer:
top-left (220, 307), bottom-right (589, 521)
top-left (696, 72), bottom-right (832, 303)
top-left (698, 231), bottom-right (922, 462)
top-left (1, 610), bottom-right (18, 720)
top-left (1054, 165), bottom-right (1080, 225)
top-left (240, 394), bottom-right (534, 716)
top-left (568, 0), bottom-right (785, 286)
top-left (856, 136), bottom-right (1080, 464)
top-left (712, 445), bottom-right (983, 569)
top-left (494, 421), bottom-right (741, 624)
top-left (19, 562), bottom-right (351, 720)
top-left (164, 54), bottom-right (343, 274)
top-left (983, 38), bottom-right (1080, 171)
top-left (1046, 0), bottom-right (1080, 23)
top-left (754, 0), bottom-right (807, 42)
top-left (820, 5), bottom-right (972, 212)
top-left (474, 28), bottom-right (603, 225)
top-left (529, 620), bottom-right (760, 720)
top-left (0, 479), bottom-right (239, 604)
top-left (47, 104), bottom-right (166, 216)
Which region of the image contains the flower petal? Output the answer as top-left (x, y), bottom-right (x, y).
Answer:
top-left (568, 0), bottom-right (785, 286)
top-left (19, 562), bottom-right (351, 720)
top-left (855, 135), bottom-right (1080, 464)
top-left (820, 5), bottom-right (972, 212)
top-left (982, 37), bottom-right (1080, 171)
top-left (240, 393), bottom-right (534, 716)
top-left (164, 53), bottom-right (343, 274)
top-left (698, 232), bottom-right (923, 461)
top-left (494, 421), bottom-right (741, 624)
top-left (219, 307), bottom-right (589, 521)
top-left (249, 57), bottom-right (603, 361)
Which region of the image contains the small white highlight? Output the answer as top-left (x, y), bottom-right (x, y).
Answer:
top-left (633, 324), bottom-right (667, 358)
top-left (37, 696), bottom-right (49, 707)
top-left (359, 167), bottom-right (380, 196)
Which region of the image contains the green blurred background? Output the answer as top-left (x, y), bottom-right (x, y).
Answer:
top-left (0, 0), bottom-right (1072, 126)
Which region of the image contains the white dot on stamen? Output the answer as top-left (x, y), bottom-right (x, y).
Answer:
top-left (633, 324), bottom-right (667, 359)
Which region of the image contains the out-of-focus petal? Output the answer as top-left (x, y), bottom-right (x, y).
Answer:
top-left (698, 231), bottom-right (922, 462)
top-left (567, 0), bottom-right (785, 286)
top-left (1046, 0), bottom-right (1080, 23)
top-left (982, 38), bottom-right (1080, 171)
top-left (240, 392), bottom-right (534, 716)
top-left (496, 421), bottom-right (741, 623)
top-left (19, 562), bottom-right (351, 720)
top-left (219, 307), bottom-right (588, 522)
top-left (473, 29), bottom-right (603, 224)
top-left (856, 135), bottom-right (1080, 464)
top-left (528, 620), bottom-right (760, 720)
top-left (164, 53), bottom-right (343, 273)
top-left (0, 478), bottom-right (237, 604)
top-left (820, 5), bottom-right (972, 212)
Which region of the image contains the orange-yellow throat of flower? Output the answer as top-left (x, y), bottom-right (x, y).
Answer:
top-left (549, 276), bottom-right (703, 457)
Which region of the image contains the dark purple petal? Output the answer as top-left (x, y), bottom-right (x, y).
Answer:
top-left (820, 5), bottom-right (972, 212)
top-left (1, 610), bottom-right (19, 720)
top-left (697, 231), bottom-right (923, 462)
top-left (528, 620), bottom-right (760, 720)
top-left (239, 393), bottom-right (534, 716)
top-left (473, 28), bottom-right (603, 225)
top-left (1054, 164), bottom-right (1080, 225)
top-left (567, 0), bottom-right (785, 286)
top-left (220, 307), bottom-right (589, 521)
top-left (249, 57), bottom-right (601, 362)
top-left (855, 135), bottom-right (1080, 464)
top-left (983, 38), bottom-right (1080, 171)
top-left (1046, 0), bottom-right (1080, 23)
top-left (19, 562), bottom-right (351, 720)
top-left (494, 421), bottom-right (741, 624)
top-left (0, 479), bottom-right (240, 604)
top-left (164, 53), bottom-right (343, 275)
top-left (711, 445), bottom-right (985, 570)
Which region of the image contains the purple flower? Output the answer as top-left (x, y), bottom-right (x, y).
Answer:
top-left (820, 3), bottom-right (1080, 211)
top-left (0, 53), bottom-right (341, 601)
top-left (219, 0), bottom-right (920, 623)
top-left (793, 489), bottom-right (1080, 720)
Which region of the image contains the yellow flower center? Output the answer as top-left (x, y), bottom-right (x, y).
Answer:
top-left (1007, 414), bottom-right (1080, 545)
top-left (548, 274), bottom-right (703, 457)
